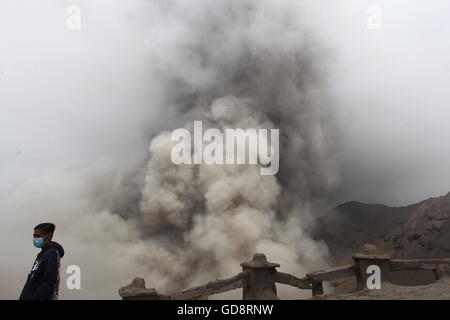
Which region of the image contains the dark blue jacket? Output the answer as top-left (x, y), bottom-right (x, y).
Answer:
top-left (20, 241), bottom-right (65, 300)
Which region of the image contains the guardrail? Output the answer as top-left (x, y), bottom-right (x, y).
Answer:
top-left (119, 245), bottom-right (450, 300)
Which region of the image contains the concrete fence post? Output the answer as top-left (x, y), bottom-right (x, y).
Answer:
top-left (240, 253), bottom-right (280, 300)
top-left (352, 244), bottom-right (391, 290)
top-left (119, 277), bottom-right (161, 300)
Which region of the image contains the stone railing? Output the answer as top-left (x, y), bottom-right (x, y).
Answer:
top-left (119, 245), bottom-right (450, 300)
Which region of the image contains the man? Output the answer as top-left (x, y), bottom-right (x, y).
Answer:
top-left (20, 223), bottom-right (65, 300)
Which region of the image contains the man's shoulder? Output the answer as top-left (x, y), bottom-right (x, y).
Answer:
top-left (42, 246), bottom-right (62, 260)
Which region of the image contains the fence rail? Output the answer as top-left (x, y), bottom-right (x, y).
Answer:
top-left (273, 271), bottom-right (311, 289)
top-left (119, 245), bottom-right (449, 300)
top-left (167, 272), bottom-right (248, 300)
top-left (389, 258), bottom-right (450, 271)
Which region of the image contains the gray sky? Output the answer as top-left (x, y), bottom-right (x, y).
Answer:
top-left (1, 0), bottom-right (449, 299)
top-left (302, 0), bottom-right (450, 206)
top-left (2, 1), bottom-right (449, 206)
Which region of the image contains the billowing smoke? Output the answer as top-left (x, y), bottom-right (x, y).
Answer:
top-left (136, 0), bottom-right (338, 294)
top-left (0, 0), bottom-right (338, 299)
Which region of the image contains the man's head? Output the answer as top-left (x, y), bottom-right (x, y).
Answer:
top-left (33, 223), bottom-right (55, 248)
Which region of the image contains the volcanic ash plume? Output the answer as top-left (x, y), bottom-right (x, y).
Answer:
top-left (135, 0), bottom-right (339, 295)
top-left (0, 0), bottom-right (338, 300)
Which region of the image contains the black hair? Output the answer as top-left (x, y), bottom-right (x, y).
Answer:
top-left (34, 223), bottom-right (55, 235)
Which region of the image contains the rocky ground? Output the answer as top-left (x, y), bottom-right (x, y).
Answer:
top-left (310, 191), bottom-right (450, 299)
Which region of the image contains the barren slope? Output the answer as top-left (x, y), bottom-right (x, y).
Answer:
top-left (315, 192), bottom-right (450, 263)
